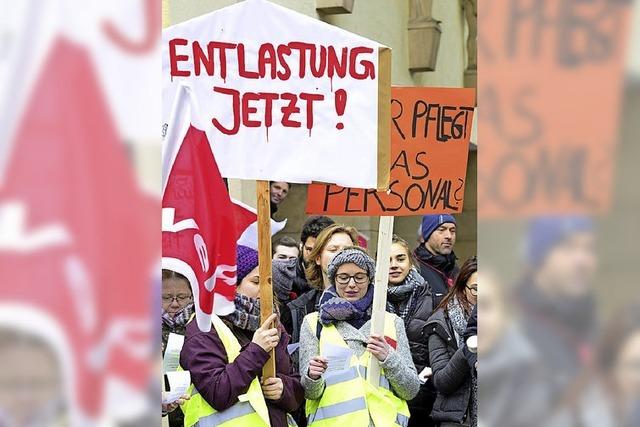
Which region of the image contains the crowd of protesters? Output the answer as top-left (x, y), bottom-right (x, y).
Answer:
top-left (161, 209), bottom-right (640, 427)
top-left (161, 210), bottom-right (482, 427)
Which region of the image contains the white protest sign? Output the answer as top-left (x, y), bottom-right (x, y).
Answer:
top-left (162, 0), bottom-right (391, 189)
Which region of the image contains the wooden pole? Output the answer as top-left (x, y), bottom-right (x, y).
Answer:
top-left (256, 180), bottom-right (276, 378)
top-left (367, 215), bottom-right (394, 387)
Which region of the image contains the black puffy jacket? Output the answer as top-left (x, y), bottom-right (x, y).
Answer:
top-left (426, 308), bottom-right (472, 424)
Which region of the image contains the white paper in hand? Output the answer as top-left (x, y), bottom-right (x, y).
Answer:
top-left (164, 333), bottom-right (185, 373)
top-left (323, 343), bottom-right (353, 376)
top-left (418, 367), bottom-right (433, 384)
top-left (162, 371), bottom-right (191, 404)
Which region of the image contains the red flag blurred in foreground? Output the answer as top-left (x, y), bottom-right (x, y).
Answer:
top-left (162, 86), bottom-right (237, 333)
top-left (0, 36), bottom-right (158, 425)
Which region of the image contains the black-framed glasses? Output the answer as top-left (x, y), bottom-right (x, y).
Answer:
top-left (335, 272), bottom-right (369, 285)
top-left (162, 294), bottom-right (192, 303)
top-left (466, 285), bottom-right (478, 296)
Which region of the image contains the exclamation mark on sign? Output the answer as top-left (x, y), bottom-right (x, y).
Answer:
top-left (335, 89), bottom-right (347, 130)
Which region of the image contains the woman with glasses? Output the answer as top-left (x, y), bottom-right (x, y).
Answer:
top-left (425, 256), bottom-right (477, 427)
top-left (161, 269), bottom-right (194, 353)
top-left (299, 247), bottom-right (419, 426)
top-left (161, 269), bottom-right (194, 427)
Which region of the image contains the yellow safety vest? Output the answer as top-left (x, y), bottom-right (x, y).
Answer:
top-left (180, 314), bottom-right (273, 427)
top-left (304, 312), bottom-right (410, 427)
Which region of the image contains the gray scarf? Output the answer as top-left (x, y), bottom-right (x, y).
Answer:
top-left (447, 297), bottom-right (477, 427)
top-left (447, 297), bottom-right (469, 347)
top-left (387, 268), bottom-right (424, 321)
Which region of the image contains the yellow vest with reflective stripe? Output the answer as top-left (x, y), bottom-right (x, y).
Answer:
top-left (180, 314), bottom-right (271, 427)
top-left (304, 312), bottom-right (411, 427)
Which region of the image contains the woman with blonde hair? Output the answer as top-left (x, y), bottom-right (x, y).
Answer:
top-left (286, 224), bottom-right (359, 345)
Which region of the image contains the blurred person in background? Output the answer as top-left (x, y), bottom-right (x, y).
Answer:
top-left (0, 329), bottom-right (65, 427)
top-left (426, 256), bottom-right (477, 427)
top-left (299, 247), bottom-right (419, 426)
top-left (386, 235), bottom-right (436, 427)
top-left (272, 216), bottom-right (335, 306)
top-left (477, 268), bottom-right (551, 427)
top-left (300, 216), bottom-right (336, 265)
top-left (161, 269), bottom-right (194, 427)
top-left (414, 214), bottom-right (459, 306)
top-left (180, 245), bottom-right (304, 427)
top-left (516, 216), bottom-right (597, 402)
top-left (270, 181), bottom-right (291, 218)
top-left (273, 236), bottom-right (301, 261)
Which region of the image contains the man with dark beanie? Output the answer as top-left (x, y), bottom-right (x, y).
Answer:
top-left (515, 216), bottom-right (597, 408)
top-left (413, 214), bottom-right (459, 307)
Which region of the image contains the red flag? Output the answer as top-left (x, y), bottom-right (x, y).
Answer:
top-left (232, 198), bottom-right (287, 250)
top-left (232, 200), bottom-right (259, 243)
top-left (0, 36), bottom-right (157, 424)
top-left (162, 86), bottom-right (236, 332)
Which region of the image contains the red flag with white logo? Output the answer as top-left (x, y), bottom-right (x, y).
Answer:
top-left (162, 86), bottom-right (237, 332)
top-left (0, 36), bottom-right (157, 424)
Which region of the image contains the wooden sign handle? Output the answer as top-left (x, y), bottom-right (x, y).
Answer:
top-left (257, 180), bottom-right (276, 378)
top-left (367, 215), bottom-right (394, 387)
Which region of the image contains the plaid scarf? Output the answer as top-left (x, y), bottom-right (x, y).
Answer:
top-left (162, 303), bottom-right (194, 330)
top-left (226, 294), bottom-right (262, 332)
top-left (319, 285), bottom-right (374, 329)
top-left (162, 303), bottom-right (194, 354)
top-left (386, 268), bottom-right (424, 321)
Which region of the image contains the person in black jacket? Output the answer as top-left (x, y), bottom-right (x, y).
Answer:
top-left (414, 214), bottom-right (460, 307)
top-left (386, 235), bottom-right (436, 427)
top-left (426, 256), bottom-right (477, 427)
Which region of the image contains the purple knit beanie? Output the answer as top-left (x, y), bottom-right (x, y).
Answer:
top-left (236, 245), bottom-right (259, 283)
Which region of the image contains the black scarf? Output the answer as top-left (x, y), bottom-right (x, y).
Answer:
top-left (414, 245), bottom-right (457, 276)
top-left (517, 281), bottom-right (596, 340)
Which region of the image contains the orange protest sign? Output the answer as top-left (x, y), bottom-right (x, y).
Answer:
top-left (478, 0), bottom-right (631, 218)
top-left (306, 87), bottom-right (475, 216)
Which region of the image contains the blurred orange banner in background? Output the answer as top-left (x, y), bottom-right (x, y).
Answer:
top-left (478, 0), bottom-right (632, 218)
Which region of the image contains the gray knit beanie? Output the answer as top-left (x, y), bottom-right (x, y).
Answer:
top-left (327, 247), bottom-right (376, 286)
